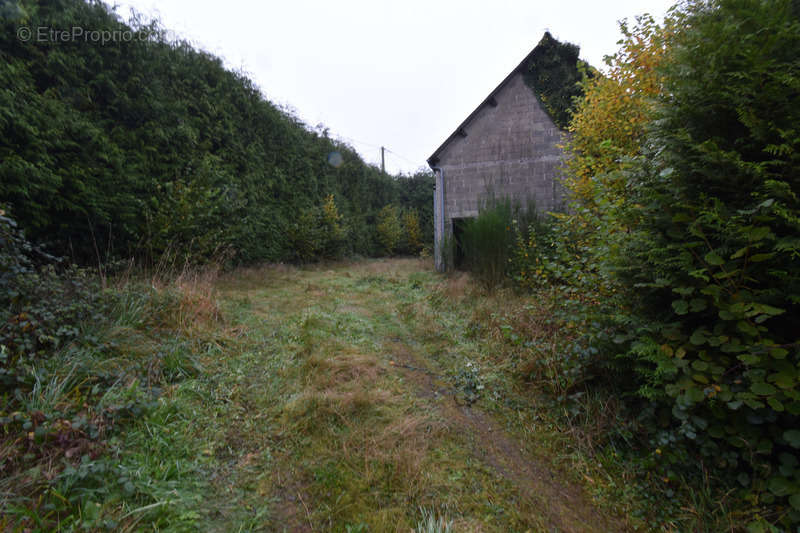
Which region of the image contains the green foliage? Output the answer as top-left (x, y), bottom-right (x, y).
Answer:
top-left (602, 0), bottom-right (800, 527)
top-left (0, 208), bottom-right (210, 528)
top-left (453, 360), bottom-right (484, 406)
top-left (522, 32), bottom-right (594, 130)
top-left (377, 204), bottom-right (403, 256)
top-left (321, 194), bottom-right (349, 258)
top-left (497, 0), bottom-right (800, 526)
top-left (288, 194), bottom-right (349, 262)
top-left (0, 0), bottom-right (433, 264)
top-left (459, 198), bottom-right (516, 289)
top-left (397, 171), bottom-right (435, 246)
top-left (0, 207), bottom-right (105, 394)
top-left (402, 209), bottom-right (423, 255)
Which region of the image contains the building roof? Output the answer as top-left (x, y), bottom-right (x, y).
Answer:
top-left (427, 32), bottom-right (568, 167)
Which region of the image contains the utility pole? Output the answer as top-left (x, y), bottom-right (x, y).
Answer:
top-left (380, 146), bottom-right (385, 174)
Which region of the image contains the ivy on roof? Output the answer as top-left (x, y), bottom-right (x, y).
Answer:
top-left (522, 32), bottom-right (594, 130)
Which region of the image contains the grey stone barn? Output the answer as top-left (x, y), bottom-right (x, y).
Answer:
top-left (427, 36), bottom-right (568, 272)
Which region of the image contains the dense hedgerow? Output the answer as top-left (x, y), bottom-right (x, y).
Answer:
top-left (504, 0), bottom-right (800, 528)
top-left (0, 0), bottom-right (433, 265)
top-left (607, 1), bottom-right (800, 527)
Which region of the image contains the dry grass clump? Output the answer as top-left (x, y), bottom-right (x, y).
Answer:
top-left (110, 256), bottom-right (226, 336)
top-left (169, 266), bottom-right (224, 333)
top-left (359, 413), bottom-right (443, 492)
top-left (281, 389), bottom-right (396, 437)
top-left (351, 257), bottom-right (429, 277)
top-left (221, 262), bottom-right (296, 287)
top-left (436, 272), bottom-right (474, 302)
top-left (300, 350), bottom-right (382, 390)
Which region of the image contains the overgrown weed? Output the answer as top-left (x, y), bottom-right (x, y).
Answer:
top-left (1, 215), bottom-right (228, 529)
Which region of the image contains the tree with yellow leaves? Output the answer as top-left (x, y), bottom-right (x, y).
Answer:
top-left (564, 14), bottom-right (674, 210)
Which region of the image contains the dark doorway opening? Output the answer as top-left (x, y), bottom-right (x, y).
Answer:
top-left (451, 217), bottom-right (472, 270)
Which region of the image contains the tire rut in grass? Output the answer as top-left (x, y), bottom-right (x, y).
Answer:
top-left (385, 339), bottom-right (625, 533)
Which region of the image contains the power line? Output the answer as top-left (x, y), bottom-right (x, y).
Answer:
top-left (333, 135), bottom-right (428, 171)
top-left (385, 148), bottom-right (427, 168)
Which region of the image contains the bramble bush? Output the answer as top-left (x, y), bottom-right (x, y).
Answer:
top-left (402, 208), bottom-right (423, 255)
top-left (0, 207), bottom-right (213, 528)
top-left (0, 207), bottom-right (106, 394)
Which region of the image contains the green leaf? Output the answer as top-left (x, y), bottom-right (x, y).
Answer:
top-left (690, 328), bottom-right (709, 346)
top-left (767, 475), bottom-right (793, 497)
top-left (673, 287), bottom-right (695, 296)
top-left (751, 303), bottom-right (785, 316)
top-left (770, 371), bottom-right (794, 389)
top-left (704, 251), bottom-right (725, 265)
top-left (686, 387), bottom-right (705, 404)
top-left (672, 300), bottom-right (689, 315)
top-left (736, 321), bottom-right (759, 337)
top-left (751, 382), bottom-right (777, 396)
top-left (784, 430), bottom-right (800, 448)
top-left (745, 226), bottom-right (771, 242)
top-left (749, 252), bottom-right (774, 262)
top-left (744, 398), bottom-right (765, 409)
top-left (689, 298), bottom-right (707, 312)
top-left (770, 347), bottom-right (789, 359)
top-left (789, 493), bottom-right (800, 511)
top-left (767, 397), bottom-right (784, 411)
top-left (730, 246), bottom-right (749, 259)
top-left (757, 198), bottom-right (775, 209)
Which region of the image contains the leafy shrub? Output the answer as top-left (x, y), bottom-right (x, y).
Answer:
top-left (0, 208), bottom-right (106, 394)
top-left (604, 0), bottom-right (800, 527)
top-left (563, 15), bottom-right (671, 208)
top-left (288, 194), bottom-right (349, 262)
top-left (402, 208), bottom-right (423, 255)
top-left (377, 204), bottom-right (403, 256)
top-left (321, 194), bottom-right (349, 259)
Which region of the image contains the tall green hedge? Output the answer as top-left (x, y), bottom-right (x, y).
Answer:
top-left (0, 0), bottom-right (433, 264)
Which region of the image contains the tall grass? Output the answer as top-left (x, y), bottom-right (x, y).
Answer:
top-left (0, 237), bottom-right (224, 530)
top-left (460, 196), bottom-right (541, 289)
top-left (415, 507), bottom-right (453, 533)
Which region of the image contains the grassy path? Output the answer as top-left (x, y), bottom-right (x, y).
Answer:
top-left (172, 259), bottom-right (625, 531)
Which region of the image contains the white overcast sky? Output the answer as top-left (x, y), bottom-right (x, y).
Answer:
top-left (116, 0), bottom-right (676, 175)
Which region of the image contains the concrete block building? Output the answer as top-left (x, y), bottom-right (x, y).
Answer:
top-left (427, 34), bottom-right (569, 271)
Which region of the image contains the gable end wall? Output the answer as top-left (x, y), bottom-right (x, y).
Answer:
top-left (436, 72), bottom-right (565, 221)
